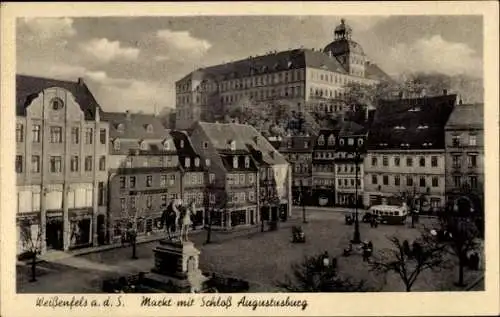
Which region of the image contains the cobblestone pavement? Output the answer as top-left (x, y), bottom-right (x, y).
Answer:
top-left (17, 210), bottom-right (483, 293)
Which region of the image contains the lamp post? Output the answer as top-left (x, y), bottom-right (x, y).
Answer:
top-left (300, 180), bottom-right (308, 224)
top-left (351, 151), bottom-right (362, 244)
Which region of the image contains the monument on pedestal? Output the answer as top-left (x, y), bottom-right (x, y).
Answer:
top-left (147, 201), bottom-right (208, 292)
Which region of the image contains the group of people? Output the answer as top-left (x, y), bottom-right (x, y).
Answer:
top-left (343, 240), bottom-right (374, 261)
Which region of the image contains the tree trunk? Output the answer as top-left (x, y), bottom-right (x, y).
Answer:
top-left (30, 253), bottom-right (37, 282)
top-left (457, 260), bottom-right (465, 286)
top-left (405, 285), bottom-right (411, 292)
top-left (205, 212), bottom-right (212, 244)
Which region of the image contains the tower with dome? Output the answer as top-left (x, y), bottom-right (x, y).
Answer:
top-left (175, 19), bottom-right (392, 130)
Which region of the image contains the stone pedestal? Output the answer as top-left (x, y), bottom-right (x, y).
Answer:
top-left (149, 239), bottom-right (208, 292)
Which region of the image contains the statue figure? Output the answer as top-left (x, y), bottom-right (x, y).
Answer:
top-left (161, 199), bottom-right (182, 240)
top-left (180, 201), bottom-right (195, 242)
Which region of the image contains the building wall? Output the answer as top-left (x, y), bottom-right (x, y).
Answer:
top-left (16, 86), bottom-right (108, 254)
top-left (363, 150), bottom-right (446, 208)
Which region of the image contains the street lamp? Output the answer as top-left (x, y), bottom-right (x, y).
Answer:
top-left (351, 151), bottom-right (363, 244)
top-left (300, 180), bottom-right (308, 224)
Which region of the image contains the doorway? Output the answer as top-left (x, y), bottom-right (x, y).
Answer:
top-left (46, 217), bottom-right (63, 250)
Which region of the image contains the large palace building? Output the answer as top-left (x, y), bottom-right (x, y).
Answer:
top-left (175, 19), bottom-right (392, 130)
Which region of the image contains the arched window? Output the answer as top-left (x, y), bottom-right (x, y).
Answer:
top-left (194, 157), bottom-right (200, 167)
top-left (318, 135), bottom-right (325, 146)
top-left (328, 135), bottom-right (335, 146)
top-left (233, 156), bottom-right (238, 168)
top-left (140, 141), bottom-right (147, 150)
top-left (357, 138), bottom-right (364, 146)
top-left (205, 158), bottom-right (211, 167)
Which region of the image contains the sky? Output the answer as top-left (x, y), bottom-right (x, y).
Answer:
top-left (16, 15), bottom-right (483, 114)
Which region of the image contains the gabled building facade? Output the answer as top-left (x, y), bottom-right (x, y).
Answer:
top-left (103, 111), bottom-right (180, 243)
top-left (175, 19), bottom-right (391, 130)
top-left (364, 93), bottom-right (457, 211)
top-left (16, 75), bottom-right (109, 254)
top-left (444, 104), bottom-right (484, 214)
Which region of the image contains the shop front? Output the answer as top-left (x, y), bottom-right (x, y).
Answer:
top-left (312, 188), bottom-right (335, 207)
top-left (16, 213), bottom-right (41, 257)
top-left (46, 211), bottom-right (63, 250)
top-left (68, 209), bottom-right (93, 250)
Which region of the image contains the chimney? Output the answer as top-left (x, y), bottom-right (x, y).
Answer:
top-left (77, 77), bottom-right (85, 86)
top-left (443, 89), bottom-right (447, 95)
top-left (125, 110), bottom-right (131, 120)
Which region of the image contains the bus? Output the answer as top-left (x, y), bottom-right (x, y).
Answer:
top-left (367, 204), bottom-right (408, 225)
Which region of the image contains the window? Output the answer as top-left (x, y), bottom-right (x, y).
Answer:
top-left (452, 135), bottom-right (461, 147)
top-left (206, 158), bottom-right (211, 167)
top-left (140, 141), bottom-right (148, 150)
top-left (160, 175), bottom-right (167, 186)
top-left (245, 156), bottom-right (251, 168)
top-left (406, 157), bottom-right (413, 167)
top-left (469, 176), bottom-right (478, 189)
top-left (113, 139), bottom-right (120, 150)
top-left (31, 155), bottom-right (40, 173)
top-left (120, 198), bottom-right (126, 212)
top-left (32, 125), bottom-right (41, 143)
top-left (371, 175), bottom-right (378, 185)
top-left (431, 156), bottom-right (438, 167)
top-left (16, 123), bottom-right (24, 142)
top-left (169, 174), bottom-right (175, 185)
top-left (161, 195), bottom-right (167, 207)
top-left (348, 138), bottom-right (354, 146)
top-left (469, 135), bottom-right (477, 146)
top-left (453, 176), bottom-right (461, 187)
top-left (120, 177), bottom-right (126, 189)
top-left (406, 176), bottom-right (413, 186)
top-left (394, 156), bottom-right (400, 167)
top-left (317, 135), bottom-right (325, 146)
top-left (146, 124), bottom-right (153, 133)
top-left (240, 174), bottom-right (245, 184)
top-left (50, 126), bottom-right (63, 143)
top-left (328, 135), bottom-right (335, 146)
top-left (371, 157), bottom-right (377, 166)
top-left (71, 127), bottom-right (79, 144)
top-left (185, 157), bottom-right (191, 168)
top-left (70, 156), bottom-right (79, 172)
top-left (383, 175), bottom-right (389, 185)
top-left (130, 196), bottom-right (136, 210)
top-left (419, 156), bottom-right (425, 167)
top-left (130, 176), bottom-right (136, 188)
top-left (195, 157), bottom-right (200, 167)
top-left (85, 128), bottom-right (93, 144)
top-left (146, 195), bottom-right (152, 208)
top-left (203, 141), bottom-right (209, 149)
top-left (98, 156), bottom-right (105, 171)
top-left (394, 175), bottom-right (400, 186)
top-left (419, 176), bottom-right (426, 187)
top-left (468, 154), bottom-right (477, 167)
top-left (98, 182), bottom-right (105, 206)
top-left (51, 97), bottom-right (64, 110)
top-left (304, 141), bottom-right (309, 148)
top-left (452, 155), bottom-right (461, 168)
top-left (382, 156), bottom-right (388, 166)
top-left (99, 128), bottom-right (106, 144)
top-left (146, 175), bottom-right (153, 187)
top-left (432, 177), bottom-right (439, 187)
top-left (15, 155), bottom-right (23, 173)
top-left (233, 156), bottom-right (238, 169)
top-left (50, 156), bottom-right (62, 173)
top-left (84, 156), bottom-right (93, 171)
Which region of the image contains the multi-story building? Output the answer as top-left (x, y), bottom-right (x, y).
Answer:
top-left (364, 93), bottom-right (457, 211)
top-left (312, 129), bottom-right (339, 206)
top-left (444, 104), bottom-right (484, 214)
top-left (269, 134), bottom-right (315, 204)
top-left (334, 126), bottom-right (367, 208)
top-left (103, 111), bottom-right (180, 243)
top-left (190, 122), bottom-right (291, 229)
top-left (170, 130), bottom-right (208, 229)
top-left (16, 75), bottom-right (109, 254)
top-left (175, 19), bottom-right (391, 130)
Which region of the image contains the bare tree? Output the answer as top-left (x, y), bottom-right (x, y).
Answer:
top-left (19, 219), bottom-right (43, 282)
top-left (437, 212), bottom-right (481, 286)
top-left (277, 253), bottom-right (369, 292)
top-left (370, 234), bottom-right (447, 292)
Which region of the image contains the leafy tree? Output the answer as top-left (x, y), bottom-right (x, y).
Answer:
top-left (277, 253), bottom-right (369, 292)
top-left (370, 234), bottom-right (447, 292)
top-left (19, 219), bottom-right (43, 282)
top-left (437, 212), bottom-right (481, 286)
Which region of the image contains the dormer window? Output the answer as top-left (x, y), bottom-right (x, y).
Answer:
top-left (417, 125), bottom-right (429, 130)
top-left (185, 157), bottom-right (191, 168)
top-left (339, 139), bottom-right (345, 145)
top-left (116, 123), bottom-right (125, 132)
top-left (379, 142), bottom-right (388, 147)
top-left (140, 141), bottom-right (147, 150)
top-left (328, 135), bottom-right (335, 146)
top-left (113, 139), bottom-right (120, 150)
top-left (229, 140), bottom-right (236, 151)
top-left (163, 140), bottom-right (170, 150)
top-left (408, 107), bottom-right (421, 112)
top-left (304, 141), bottom-right (309, 148)
top-left (50, 97), bottom-right (64, 110)
top-left (287, 141), bottom-right (292, 148)
top-left (203, 141), bottom-right (209, 149)
top-left (205, 158), bottom-right (211, 167)
top-left (287, 61), bottom-right (293, 69)
top-left (233, 156), bottom-right (238, 168)
top-left (358, 138), bottom-right (364, 146)
top-left (400, 143), bottom-right (410, 148)
top-left (194, 157), bottom-right (200, 167)
top-left (318, 135), bottom-right (325, 146)
top-left (348, 138), bottom-right (354, 146)
top-left (245, 156), bottom-right (250, 168)
top-left (145, 124), bottom-right (153, 133)
top-left (394, 126), bottom-right (406, 130)
top-left (180, 140), bottom-right (184, 148)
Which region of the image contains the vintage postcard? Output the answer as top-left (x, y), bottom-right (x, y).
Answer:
top-left (1, 1), bottom-right (499, 317)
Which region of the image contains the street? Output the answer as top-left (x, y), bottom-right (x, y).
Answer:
top-left (17, 208), bottom-right (480, 293)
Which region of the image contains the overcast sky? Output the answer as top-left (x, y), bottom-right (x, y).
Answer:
top-left (17, 15), bottom-right (483, 114)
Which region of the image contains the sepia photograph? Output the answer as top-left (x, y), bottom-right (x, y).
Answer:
top-left (1, 2), bottom-right (499, 317)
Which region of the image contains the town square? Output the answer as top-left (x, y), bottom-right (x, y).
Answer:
top-left (10, 13), bottom-right (486, 295)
